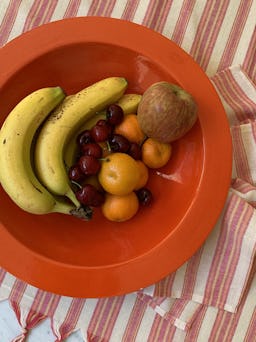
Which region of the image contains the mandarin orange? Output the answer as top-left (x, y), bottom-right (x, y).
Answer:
top-left (142, 138), bottom-right (172, 169)
top-left (98, 152), bottom-right (139, 196)
top-left (114, 114), bottom-right (146, 145)
top-left (101, 192), bottom-right (139, 222)
top-left (135, 160), bottom-right (149, 190)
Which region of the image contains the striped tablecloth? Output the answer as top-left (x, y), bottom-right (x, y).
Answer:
top-left (0, 1), bottom-right (256, 341)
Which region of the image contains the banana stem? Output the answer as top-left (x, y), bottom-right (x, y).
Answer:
top-left (70, 206), bottom-right (93, 220)
top-left (66, 188), bottom-right (81, 208)
top-left (53, 199), bottom-right (93, 220)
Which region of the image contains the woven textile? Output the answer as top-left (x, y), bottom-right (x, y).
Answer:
top-left (0, 1), bottom-right (256, 341)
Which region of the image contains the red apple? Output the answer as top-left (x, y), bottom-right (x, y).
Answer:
top-left (137, 82), bottom-right (198, 143)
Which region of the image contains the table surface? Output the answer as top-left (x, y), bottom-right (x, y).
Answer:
top-left (0, 300), bottom-right (82, 342)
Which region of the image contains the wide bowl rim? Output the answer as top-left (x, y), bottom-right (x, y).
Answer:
top-left (0, 17), bottom-right (232, 297)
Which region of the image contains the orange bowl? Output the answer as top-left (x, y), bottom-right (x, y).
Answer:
top-left (0, 17), bottom-right (232, 297)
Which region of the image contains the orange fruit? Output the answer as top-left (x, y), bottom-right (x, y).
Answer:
top-left (142, 138), bottom-right (172, 169)
top-left (98, 153), bottom-right (140, 196)
top-left (114, 114), bottom-right (146, 144)
top-left (102, 192), bottom-right (139, 222)
top-left (135, 160), bottom-right (149, 190)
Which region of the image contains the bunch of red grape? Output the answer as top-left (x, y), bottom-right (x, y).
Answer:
top-left (68, 104), bottom-right (153, 212)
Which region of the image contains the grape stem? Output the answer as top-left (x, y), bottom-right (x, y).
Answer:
top-left (71, 180), bottom-right (82, 189)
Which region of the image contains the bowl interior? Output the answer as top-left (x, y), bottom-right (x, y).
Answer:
top-left (0, 42), bottom-right (203, 267)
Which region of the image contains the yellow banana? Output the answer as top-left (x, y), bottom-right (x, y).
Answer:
top-left (116, 93), bottom-right (142, 114)
top-left (0, 87), bottom-right (75, 215)
top-left (64, 93), bottom-right (142, 168)
top-left (34, 77), bottom-right (128, 206)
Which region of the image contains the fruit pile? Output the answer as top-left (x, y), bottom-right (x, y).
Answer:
top-left (0, 76), bottom-right (197, 222)
top-left (67, 102), bottom-right (172, 222)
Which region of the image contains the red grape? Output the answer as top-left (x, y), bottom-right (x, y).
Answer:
top-left (77, 129), bottom-right (93, 147)
top-left (136, 188), bottom-right (153, 206)
top-left (79, 155), bottom-right (101, 175)
top-left (128, 142), bottom-right (142, 160)
top-left (75, 184), bottom-right (105, 207)
top-left (106, 104), bottom-right (124, 125)
top-left (109, 134), bottom-right (130, 153)
top-left (81, 143), bottom-right (102, 158)
top-left (68, 164), bottom-right (85, 182)
top-left (91, 120), bottom-right (112, 142)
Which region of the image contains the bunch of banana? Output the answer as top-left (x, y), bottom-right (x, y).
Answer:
top-left (0, 77), bottom-right (130, 218)
top-left (0, 87), bottom-right (75, 215)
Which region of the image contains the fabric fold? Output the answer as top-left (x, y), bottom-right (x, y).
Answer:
top-left (0, 1), bottom-right (256, 340)
top-left (141, 65), bottom-right (256, 331)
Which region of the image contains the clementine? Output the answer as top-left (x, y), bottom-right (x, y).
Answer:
top-left (102, 192), bottom-right (139, 222)
top-left (114, 114), bottom-right (146, 145)
top-left (135, 160), bottom-right (149, 190)
top-left (98, 152), bottom-right (140, 196)
top-left (142, 138), bottom-right (172, 169)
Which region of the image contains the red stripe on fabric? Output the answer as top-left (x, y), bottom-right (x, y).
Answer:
top-left (142, 0), bottom-right (159, 27)
top-left (0, 269), bottom-right (6, 285)
top-left (87, 0), bottom-right (101, 15)
top-left (239, 260), bottom-right (256, 340)
top-left (232, 178), bottom-right (256, 194)
top-left (171, 0), bottom-right (196, 46)
top-left (231, 125), bottom-right (254, 185)
top-left (243, 26), bottom-right (256, 83)
top-left (8, 281), bottom-right (39, 342)
top-left (56, 298), bottom-right (85, 341)
top-left (190, 0), bottom-right (229, 70)
top-left (64, 0), bottom-right (82, 18)
top-left (121, 0), bottom-right (140, 20)
top-left (0, 0), bottom-right (22, 46)
top-left (138, 293), bottom-right (167, 314)
top-left (122, 296), bottom-right (147, 341)
top-left (203, 196), bottom-right (241, 304)
top-left (142, 0), bottom-right (173, 33)
top-left (181, 247), bottom-right (203, 298)
top-left (9, 280), bottom-right (27, 324)
top-left (225, 70), bottom-right (256, 117)
top-left (212, 69), bottom-right (256, 122)
top-left (26, 311), bottom-right (46, 330)
top-left (167, 298), bottom-right (188, 319)
top-left (204, 194), bottom-right (253, 309)
top-left (186, 305), bottom-right (208, 341)
top-left (87, 296), bottom-right (125, 341)
top-left (148, 314), bottom-right (176, 342)
top-left (153, 0), bottom-right (173, 33)
top-left (241, 262), bottom-right (256, 338)
top-left (27, 290), bottom-right (60, 317)
top-left (163, 299), bottom-right (200, 330)
top-left (22, 0), bottom-right (46, 32)
top-left (142, 297), bottom-right (191, 329)
top-left (105, 0), bottom-right (117, 17)
top-left (208, 310), bottom-right (231, 342)
top-left (208, 286), bottom-right (249, 342)
top-left (245, 309), bottom-right (256, 341)
top-left (250, 121), bottom-right (256, 152)
top-left (218, 0), bottom-right (254, 72)
top-left (214, 200), bottom-right (253, 308)
top-left (87, 0), bottom-right (116, 16)
top-left (154, 272), bottom-right (176, 297)
top-left (22, 0), bottom-right (58, 33)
